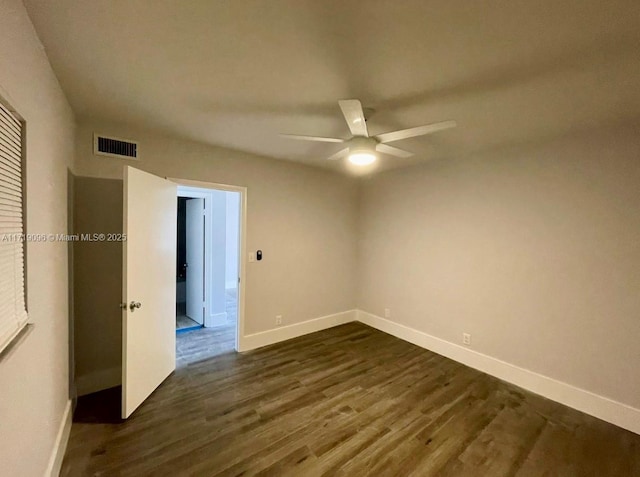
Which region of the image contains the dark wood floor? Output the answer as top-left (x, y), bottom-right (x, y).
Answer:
top-left (61, 323), bottom-right (640, 476)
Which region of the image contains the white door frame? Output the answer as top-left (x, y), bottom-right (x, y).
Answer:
top-left (170, 177), bottom-right (247, 352)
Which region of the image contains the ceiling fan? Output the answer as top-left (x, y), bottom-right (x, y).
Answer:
top-left (280, 99), bottom-right (456, 165)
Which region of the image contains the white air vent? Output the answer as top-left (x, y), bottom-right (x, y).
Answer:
top-left (93, 133), bottom-right (139, 160)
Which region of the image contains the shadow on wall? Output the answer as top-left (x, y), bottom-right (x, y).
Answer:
top-left (73, 176), bottom-right (123, 396)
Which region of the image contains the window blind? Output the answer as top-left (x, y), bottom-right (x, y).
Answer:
top-left (0, 102), bottom-right (27, 353)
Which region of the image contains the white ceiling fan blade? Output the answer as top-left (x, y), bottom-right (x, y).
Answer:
top-left (279, 134), bottom-right (344, 143)
top-left (376, 143), bottom-right (413, 158)
top-left (338, 99), bottom-right (369, 137)
top-left (375, 120), bottom-right (457, 144)
top-left (326, 148), bottom-right (349, 161)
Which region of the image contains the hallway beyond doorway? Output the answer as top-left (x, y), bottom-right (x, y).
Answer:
top-left (176, 288), bottom-right (237, 367)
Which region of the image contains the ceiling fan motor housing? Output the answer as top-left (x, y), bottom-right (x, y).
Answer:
top-left (349, 136), bottom-right (377, 155)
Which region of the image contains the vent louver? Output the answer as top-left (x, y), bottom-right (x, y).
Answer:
top-left (93, 134), bottom-right (139, 159)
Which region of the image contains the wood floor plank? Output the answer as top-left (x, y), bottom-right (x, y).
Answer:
top-left (61, 322), bottom-right (640, 476)
top-left (441, 404), bottom-right (547, 476)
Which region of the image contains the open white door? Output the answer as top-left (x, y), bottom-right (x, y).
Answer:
top-left (185, 198), bottom-right (205, 325)
top-left (122, 166), bottom-right (177, 419)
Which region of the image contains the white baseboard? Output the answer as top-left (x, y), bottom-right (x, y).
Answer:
top-left (357, 310), bottom-right (640, 436)
top-left (76, 366), bottom-right (121, 396)
top-left (45, 399), bottom-right (72, 477)
top-left (240, 309), bottom-right (357, 352)
top-left (206, 311), bottom-right (227, 328)
top-left (71, 310), bottom-right (640, 436)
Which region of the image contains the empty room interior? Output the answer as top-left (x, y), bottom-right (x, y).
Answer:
top-left (1, 1), bottom-right (639, 476)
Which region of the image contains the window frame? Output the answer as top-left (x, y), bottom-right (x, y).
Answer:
top-left (0, 95), bottom-right (30, 358)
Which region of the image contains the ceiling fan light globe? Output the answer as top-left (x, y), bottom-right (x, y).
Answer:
top-left (348, 152), bottom-right (376, 166)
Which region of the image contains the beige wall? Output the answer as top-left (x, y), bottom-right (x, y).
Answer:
top-left (75, 120), bottom-right (358, 338)
top-left (0, 1), bottom-right (75, 475)
top-left (73, 177), bottom-right (123, 393)
top-left (357, 122), bottom-right (640, 410)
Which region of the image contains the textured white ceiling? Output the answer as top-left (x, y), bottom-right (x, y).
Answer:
top-left (24, 0), bottom-right (640, 175)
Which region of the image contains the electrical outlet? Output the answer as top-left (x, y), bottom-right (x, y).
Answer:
top-left (463, 333), bottom-right (471, 346)
top-left (275, 315), bottom-right (282, 326)
top-left (384, 308), bottom-right (391, 319)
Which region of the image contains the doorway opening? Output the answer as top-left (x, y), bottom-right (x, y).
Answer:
top-left (175, 184), bottom-right (242, 365)
top-left (176, 196), bottom-right (204, 332)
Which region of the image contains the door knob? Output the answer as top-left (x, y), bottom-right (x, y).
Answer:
top-left (129, 301), bottom-right (142, 311)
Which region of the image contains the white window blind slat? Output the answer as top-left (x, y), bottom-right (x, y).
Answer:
top-left (0, 101), bottom-right (26, 354)
top-left (0, 156), bottom-right (21, 177)
top-left (0, 150), bottom-right (21, 170)
top-left (0, 173), bottom-right (21, 189)
top-left (0, 134), bottom-right (20, 148)
top-left (0, 139), bottom-right (21, 158)
top-left (0, 224), bottom-right (22, 230)
top-left (0, 297), bottom-right (19, 316)
top-left (0, 180), bottom-right (21, 195)
top-left (0, 221), bottom-right (21, 228)
top-left (0, 163), bottom-right (21, 185)
top-left (0, 189), bottom-right (21, 202)
top-left (0, 213), bottom-right (22, 220)
top-left (0, 226), bottom-right (22, 232)
top-left (0, 141), bottom-right (20, 157)
top-left (0, 206), bottom-right (22, 219)
top-left (0, 174), bottom-right (21, 192)
top-left (0, 158), bottom-right (21, 178)
top-left (0, 127), bottom-right (20, 150)
top-left (0, 106), bottom-right (20, 131)
top-left (0, 195), bottom-right (21, 206)
top-left (0, 119), bottom-right (20, 142)
top-left (0, 119), bottom-right (22, 143)
top-left (0, 204), bottom-right (21, 216)
top-left (0, 249), bottom-right (20, 260)
top-left (0, 160), bottom-right (21, 181)
top-left (0, 208), bottom-right (21, 217)
top-left (0, 134), bottom-right (21, 153)
top-left (0, 201), bottom-right (21, 211)
top-left (0, 152), bottom-right (20, 170)
top-left (0, 121), bottom-right (20, 144)
top-left (0, 263), bottom-right (20, 276)
top-left (0, 194), bottom-right (21, 207)
top-left (0, 117), bottom-right (20, 141)
top-left (0, 133), bottom-right (21, 158)
top-left (0, 259), bottom-right (17, 279)
top-left (0, 164), bottom-right (21, 184)
top-left (0, 122), bottom-right (20, 139)
top-left (0, 245), bottom-right (18, 254)
top-left (0, 214), bottom-right (23, 222)
top-left (0, 227), bottom-right (21, 235)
